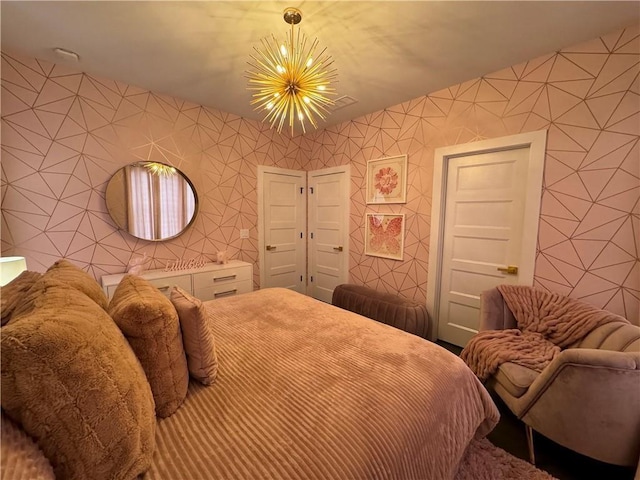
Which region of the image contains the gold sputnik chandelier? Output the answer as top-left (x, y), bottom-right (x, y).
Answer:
top-left (247, 7), bottom-right (337, 135)
top-left (143, 162), bottom-right (176, 176)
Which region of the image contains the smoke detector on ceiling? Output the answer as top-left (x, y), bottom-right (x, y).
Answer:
top-left (53, 47), bottom-right (79, 62)
top-left (331, 95), bottom-right (358, 111)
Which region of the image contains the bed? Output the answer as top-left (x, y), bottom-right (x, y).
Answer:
top-left (1, 277), bottom-right (499, 480)
top-left (147, 288), bottom-right (499, 479)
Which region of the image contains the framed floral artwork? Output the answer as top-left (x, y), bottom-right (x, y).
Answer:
top-left (364, 213), bottom-right (405, 261)
top-left (365, 154), bottom-right (408, 204)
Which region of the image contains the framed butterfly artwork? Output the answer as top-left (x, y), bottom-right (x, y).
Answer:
top-left (365, 154), bottom-right (408, 204)
top-left (364, 213), bottom-right (405, 261)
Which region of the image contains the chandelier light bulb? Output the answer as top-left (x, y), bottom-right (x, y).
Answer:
top-left (246, 7), bottom-right (337, 135)
top-left (143, 162), bottom-right (177, 176)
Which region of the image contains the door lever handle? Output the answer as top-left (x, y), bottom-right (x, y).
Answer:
top-left (333, 246), bottom-right (343, 252)
top-left (266, 245), bottom-right (276, 251)
top-left (497, 265), bottom-right (518, 275)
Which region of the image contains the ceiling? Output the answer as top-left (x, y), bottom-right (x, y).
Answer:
top-left (2, 1), bottom-right (639, 134)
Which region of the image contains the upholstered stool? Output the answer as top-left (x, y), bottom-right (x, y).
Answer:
top-left (332, 284), bottom-right (430, 339)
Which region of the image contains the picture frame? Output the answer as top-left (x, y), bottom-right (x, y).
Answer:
top-left (364, 213), bottom-right (405, 261)
top-left (365, 154), bottom-right (408, 204)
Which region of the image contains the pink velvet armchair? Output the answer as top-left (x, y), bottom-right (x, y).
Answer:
top-left (479, 287), bottom-right (640, 468)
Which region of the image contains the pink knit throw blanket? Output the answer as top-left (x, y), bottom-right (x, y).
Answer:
top-left (461, 285), bottom-right (628, 381)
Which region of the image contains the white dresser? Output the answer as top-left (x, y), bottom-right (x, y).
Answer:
top-left (101, 260), bottom-right (253, 301)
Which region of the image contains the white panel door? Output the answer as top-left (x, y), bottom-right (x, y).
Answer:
top-left (308, 166), bottom-right (350, 303)
top-left (427, 131), bottom-right (546, 347)
top-left (438, 148), bottom-right (530, 346)
top-left (259, 167), bottom-right (306, 293)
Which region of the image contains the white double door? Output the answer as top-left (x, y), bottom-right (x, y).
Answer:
top-left (258, 165), bottom-right (349, 302)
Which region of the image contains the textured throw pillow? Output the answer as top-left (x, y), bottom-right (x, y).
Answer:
top-left (45, 259), bottom-right (108, 310)
top-left (170, 286), bottom-right (219, 385)
top-left (109, 274), bottom-right (189, 418)
top-left (0, 270), bottom-right (42, 326)
top-left (1, 278), bottom-right (156, 480)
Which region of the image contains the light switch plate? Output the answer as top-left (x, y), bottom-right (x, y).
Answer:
top-left (240, 229), bottom-right (249, 239)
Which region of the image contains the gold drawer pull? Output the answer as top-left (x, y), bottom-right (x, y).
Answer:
top-left (157, 285), bottom-right (171, 291)
top-left (266, 245), bottom-right (276, 251)
top-left (214, 275), bottom-right (236, 282)
top-left (497, 265), bottom-right (518, 275)
top-left (214, 289), bottom-right (237, 298)
top-left (333, 246), bottom-right (343, 252)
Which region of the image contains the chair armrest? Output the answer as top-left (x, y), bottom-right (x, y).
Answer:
top-left (521, 349), bottom-right (640, 414)
top-left (518, 349), bottom-right (640, 466)
top-left (552, 348), bottom-right (640, 369)
top-left (479, 288), bottom-right (517, 331)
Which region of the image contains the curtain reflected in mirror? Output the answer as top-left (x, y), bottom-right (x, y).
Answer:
top-left (106, 162), bottom-right (198, 241)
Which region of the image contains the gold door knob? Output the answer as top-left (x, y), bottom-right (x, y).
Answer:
top-left (266, 245), bottom-right (276, 251)
top-left (497, 265), bottom-right (518, 275)
top-left (333, 246), bottom-right (343, 252)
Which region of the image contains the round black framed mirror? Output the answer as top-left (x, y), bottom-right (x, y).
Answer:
top-left (105, 161), bottom-right (198, 241)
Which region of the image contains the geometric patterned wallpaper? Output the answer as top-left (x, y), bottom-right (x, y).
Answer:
top-left (301, 24), bottom-right (639, 323)
top-left (1, 52), bottom-right (304, 289)
top-left (2, 24), bottom-right (638, 323)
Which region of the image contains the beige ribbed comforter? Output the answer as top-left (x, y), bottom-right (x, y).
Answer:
top-left (146, 288), bottom-right (499, 480)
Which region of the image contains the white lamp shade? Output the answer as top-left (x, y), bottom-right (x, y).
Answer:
top-left (0, 256), bottom-right (27, 286)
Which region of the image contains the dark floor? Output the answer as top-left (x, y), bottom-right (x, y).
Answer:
top-left (436, 340), bottom-right (636, 480)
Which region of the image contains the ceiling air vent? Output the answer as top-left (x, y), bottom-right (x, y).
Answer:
top-left (330, 95), bottom-right (358, 111)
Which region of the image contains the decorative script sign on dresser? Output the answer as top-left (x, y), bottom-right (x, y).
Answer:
top-left (101, 260), bottom-right (253, 301)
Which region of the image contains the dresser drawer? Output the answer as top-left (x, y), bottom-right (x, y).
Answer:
top-left (146, 274), bottom-right (192, 298)
top-left (194, 279), bottom-right (253, 302)
top-left (192, 266), bottom-right (251, 291)
top-left (105, 273), bottom-right (191, 299)
top-left (106, 284), bottom-right (119, 299)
